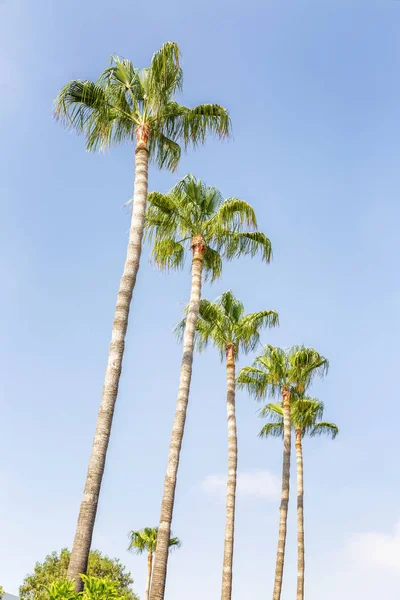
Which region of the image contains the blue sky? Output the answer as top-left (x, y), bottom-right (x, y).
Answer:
top-left (1, 0), bottom-right (400, 598)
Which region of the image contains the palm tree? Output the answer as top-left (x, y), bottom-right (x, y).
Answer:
top-left (177, 290), bottom-right (278, 600)
top-left (259, 398), bottom-right (338, 600)
top-left (54, 43), bottom-right (230, 588)
top-left (146, 176), bottom-right (272, 600)
top-left (128, 528), bottom-right (180, 600)
top-left (238, 346), bottom-right (329, 600)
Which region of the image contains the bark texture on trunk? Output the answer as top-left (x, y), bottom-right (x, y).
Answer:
top-left (221, 345), bottom-right (237, 600)
top-left (272, 386), bottom-right (291, 600)
top-left (67, 144), bottom-right (149, 589)
top-left (296, 428), bottom-right (305, 600)
top-left (145, 551), bottom-right (153, 600)
top-left (149, 240), bottom-right (204, 600)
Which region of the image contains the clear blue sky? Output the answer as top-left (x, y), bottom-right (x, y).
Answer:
top-left (1, 0), bottom-right (400, 598)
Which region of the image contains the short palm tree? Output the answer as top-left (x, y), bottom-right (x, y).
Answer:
top-left (177, 290), bottom-right (278, 600)
top-left (128, 528), bottom-right (180, 600)
top-left (238, 346), bottom-right (329, 600)
top-left (55, 42), bottom-right (230, 588)
top-left (259, 398), bottom-right (338, 600)
top-left (146, 175), bottom-right (272, 600)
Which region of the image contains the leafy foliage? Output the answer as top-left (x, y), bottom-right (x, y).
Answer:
top-left (19, 549), bottom-right (138, 600)
top-left (55, 42), bottom-right (231, 169)
top-left (0, 586), bottom-right (4, 600)
top-left (259, 396), bottom-right (338, 439)
top-left (128, 527), bottom-right (181, 555)
top-left (176, 290), bottom-right (278, 360)
top-left (45, 575), bottom-right (124, 600)
top-left (238, 345), bottom-right (329, 399)
top-left (146, 174), bottom-right (272, 281)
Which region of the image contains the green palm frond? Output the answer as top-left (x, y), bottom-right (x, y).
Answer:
top-left (206, 198), bottom-right (257, 233)
top-left (128, 527), bottom-right (182, 555)
top-left (237, 366), bottom-right (271, 398)
top-left (202, 246), bottom-right (223, 282)
top-left (310, 422), bottom-right (339, 439)
top-left (218, 231), bottom-right (272, 262)
top-left (259, 422), bottom-right (284, 439)
top-left (152, 238), bottom-right (185, 270)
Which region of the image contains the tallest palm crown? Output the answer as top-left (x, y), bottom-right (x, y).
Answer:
top-left (54, 41), bottom-right (231, 592)
top-left (55, 41), bottom-right (231, 168)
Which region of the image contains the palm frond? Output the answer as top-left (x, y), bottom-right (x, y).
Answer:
top-left (148, 130), bottom-right (181, 171)
top-left (237, 366), bottom-right (270, 399)
top-left (148, 41), bottom-right (182, 103)
top-left (259, 422), bottom-right (284, 439)
top-left (202, 246), bottom-right (223, 282)
top-left (207, 198), bottom-right (257, 233)
top-left (152, 238), bottom-right (185, 270)
top-left (259, 402), bottom-right (284, 421)
top-left (218, 230), bottom-right (272, 263)
top-left (310, 422), bottom-right (339, 439)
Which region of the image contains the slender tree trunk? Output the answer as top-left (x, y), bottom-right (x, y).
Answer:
top-left (67, 140), bottom-right (149, 589)
top-left (145, 551), bottom-right (153, 600)
top-left (149, 236), bottom-right (205, 600)
top-left (272, 386), bottom-right (291, 600)
top-left (296, 428), bottom-right (305, 600)
top-left (221, 344), bottom-right (237, 600)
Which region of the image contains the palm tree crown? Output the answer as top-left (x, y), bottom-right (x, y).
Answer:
top-left (259, 397), bottom-right (338, 439)
top-left (146, 174), bottom-right (272, 280)
top-left (128, 528), bottom-right (181, 555)
top-left (55, 42), bottom-right (231, 168)
top-left (177, 290), bottom-right (279, 360)
top-left (238, 345), bottom-right (329, 398)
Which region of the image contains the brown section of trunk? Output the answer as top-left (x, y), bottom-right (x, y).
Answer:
top-left (221, 350), bottom-right (237, 600)
top-left (135, 123), bottom-right (150, 148)
top-left (66, 145), bottom-right (149, 589)
top-left (149, 241), bottom-right (205, 600)
top-left (272, 386), bottom-right (291, 600)
top-left (296, 428), bottom-right (305, 600)
top-left (191, 234), bottom-right (206, 258)
top-left (145, 552), bottom-right (153, 600)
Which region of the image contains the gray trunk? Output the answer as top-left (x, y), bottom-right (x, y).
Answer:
top-left (272, 387), bottom-right (291, 600)
top-left (149, 247), bottom-right (204, 600)
top-left (221, 358), bottom-right (237, 600)
top-left (296, 430), bottom-right (305, 600)
top-left (67, 145), bottom-right (149, 589)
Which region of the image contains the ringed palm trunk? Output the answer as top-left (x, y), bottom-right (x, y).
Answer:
top-left (221, 344), bottom-right (238, 600)
top-left (149, 236), bottom-right (205, 600)
top-left (67, 134), bottom-right (149, 589)
top-left (272, 386), bottom-right (291, 600)
top-left (295, 428), bottom-right (305, 600)
top-left (145, 551), bottom-right (153, 600)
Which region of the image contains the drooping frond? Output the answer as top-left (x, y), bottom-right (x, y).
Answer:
top-left (238, 310), bottom-right (279, 353)
top-left (148, 131), bottom-right (182, 171)
top-left (259, 402), bottom-right (284, 421)
top-left (259, 422), bottom-right (284, 439)
top-left (128, 527), bottom-right (181, 554)
top-left (206, 198), bottom-right (257, 233)
top-left (151, 238), bottom-right (185, 271)
top-left (237, 366), bottom-right (270, 399)
top-left (310, 422), bottom-right (339, 439)
top-left (218, 231), bottom-right (272, 263)
top-left (202, 246), bottom-right (223, 282)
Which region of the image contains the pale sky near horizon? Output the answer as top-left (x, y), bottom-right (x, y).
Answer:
top-left (1, 0), bottom-right (400, 598)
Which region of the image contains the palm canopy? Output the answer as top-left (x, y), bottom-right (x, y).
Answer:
top-left (128, 528), bottom-right (181, 555)
top-left (145, 175), bottom-right (272, 281)
top-left (176, 290), bottom-right (279, 360)
top-left (54, 42), bottom-right (230, 169)
top-left (259, 397), bottom-right (338, 439)
top-left (238, 345), bottom-right (329, 399)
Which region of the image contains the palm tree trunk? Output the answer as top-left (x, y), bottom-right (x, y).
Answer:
top-left (296, 428), bottom-right (305, 600)
top-left (67, 142), bottom-right (149, 589)
top-left (221, 345), bottom-right (237, 600)
top-left (272, 386), bottom-right (291, 600)
top-left (145, 551), bottom-right (153, 600)
top-left (149, 236), bottom-right (205, 600)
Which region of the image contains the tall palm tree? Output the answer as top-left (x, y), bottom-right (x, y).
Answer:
top-left (54, 43), bottom-right (230, 588)
top-left (146, 176), bottom-right (272, 600)
top-left (177, 291), bottom-right (278, 600)
top-left (128, 528), bottom-right (181, 600)
top-left (259, 398), bottom-right (338, 600)
top-left (238, 346), bottom-right (329, 600)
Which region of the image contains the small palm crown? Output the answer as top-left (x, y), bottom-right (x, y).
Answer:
top-left (238, 345), bottom-right (329, 398)
top-left (55, 42), bottom-right (231, 170)
top-left (176, 290), bottom-right (279, 361)
top-left (146, 174), bottom-right (272, 281)
top-left (128, 527), bottom-right (181, 555)
top-left (259, 396), bottom-right (338, 439)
